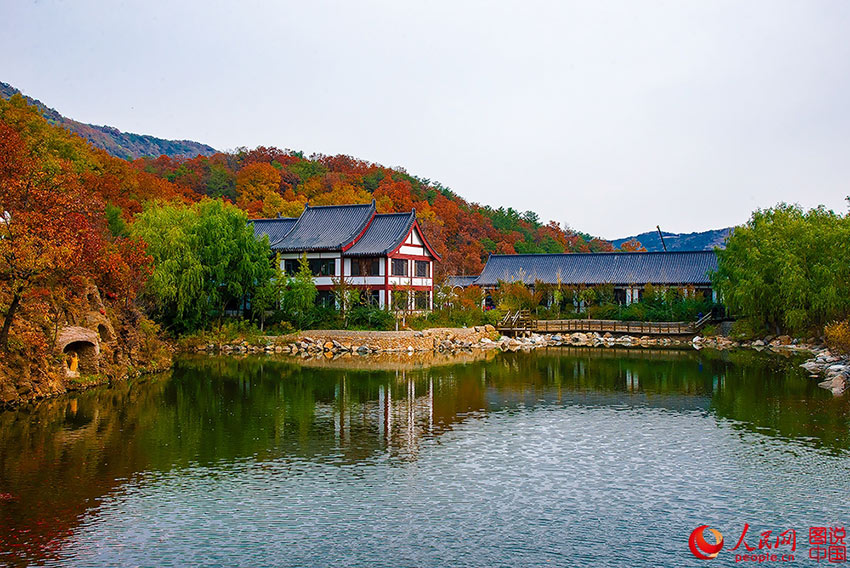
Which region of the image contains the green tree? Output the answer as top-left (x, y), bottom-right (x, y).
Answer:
top-left (252, 253), bottom-right (286, 331)
top-left (105, 203), bottom-right (129, 238)
top-left (713, 203), bottom-right (850, 334)
top-left (206, 164), bottom-right (236, 199)
top-left (131, 199), bottom-right (273, 333)
top-left (282, 254), bottom-right (317, 329)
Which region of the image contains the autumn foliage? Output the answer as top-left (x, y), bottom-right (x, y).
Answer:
top-left (0, 95), bottom-right (171, 392)
top-left (134, 148), bottom-right (614, 276)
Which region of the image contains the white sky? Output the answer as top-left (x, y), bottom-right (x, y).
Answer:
top-left (3, 0), bottom-right (849, 238)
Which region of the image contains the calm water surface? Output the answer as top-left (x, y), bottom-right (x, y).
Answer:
top-left (1, 347), bottom-right (849, 567)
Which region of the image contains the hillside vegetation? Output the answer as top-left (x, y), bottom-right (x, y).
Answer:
top-left (0, 94), bottom-right (184, 403)
top-left (133, 151), bottom-right (613, 275)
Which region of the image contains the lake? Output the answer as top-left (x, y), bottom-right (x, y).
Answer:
top-left (1, 347), bottom-right (848, 567)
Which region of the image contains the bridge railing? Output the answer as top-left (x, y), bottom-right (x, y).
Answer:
top-left (693, 312), bottom-right (713, 331)
top-left (534, 319), bottom-right (694, 335)
top-left (499, 317), bottom-right (695, 335)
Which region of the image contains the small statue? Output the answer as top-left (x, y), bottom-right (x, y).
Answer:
top-left (68, 352), bottom-right (79, 373)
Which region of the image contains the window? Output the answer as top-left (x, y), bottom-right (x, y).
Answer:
top-left (391, 259), bottom-right (408, 276)
top-left (414, 291), bottom-right (429, 310)
top-left (283, 259), bottom-right (298, 276)
top-left (316, 290), bottom-right (335, 307)
top-left (308, 258), bottom-right (335, 277)
top-left (415, 260), bottom-right (429, 278)
top-left (284, 257), bottom-right (335, 276)
top-left (351, 257), bottom-right (381, 276)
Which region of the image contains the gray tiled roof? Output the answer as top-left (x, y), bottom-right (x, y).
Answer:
top-left (250, 217), bottom-right (298, 246)
top-left (445, 275), bottom-right (480, 288)
top-left (273, 202), bottom-right (376, 251)
top-left (474, 251), bottom-right (718, 286)
top-left (344, 212), bottom-right (415, 256)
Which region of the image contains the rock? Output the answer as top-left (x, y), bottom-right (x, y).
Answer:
top-left (753, 340), bottom-right (765, 347)
top-left (570, 333), bottom-right (587, 344)
top-left (832, 375), bottom-right (848, 396)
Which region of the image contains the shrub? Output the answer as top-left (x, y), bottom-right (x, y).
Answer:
top-left (824, 320), bottom-right (850, 355)
top-left (265, 321), bottom-right (295, 336)
top-left (497, 281), bottom-right (542, 311)
top-left (728, 318), bottom-right (764, 341)
top-left (178, 319), bottom-right (268, 348)
top-left (347, 305), bottom-right (395, 330)
top-left (701, 324), bottom-right (718, 337)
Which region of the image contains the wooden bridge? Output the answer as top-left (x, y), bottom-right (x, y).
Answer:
top-left (498, 310), bottom-right (712, 336)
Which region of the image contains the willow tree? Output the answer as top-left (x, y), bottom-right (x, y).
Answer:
top-left (713, 203), bottom-right (850, 334)
top-left (132, 199), bottom-right (273, 333)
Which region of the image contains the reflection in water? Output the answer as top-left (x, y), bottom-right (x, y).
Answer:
top-left (0, 348), bottom-right (848, 566)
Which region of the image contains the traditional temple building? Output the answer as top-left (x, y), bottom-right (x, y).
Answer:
top-left (455, 250), bottom-right (719, 306)
top-left (252, 201), bottom-right (440, 310)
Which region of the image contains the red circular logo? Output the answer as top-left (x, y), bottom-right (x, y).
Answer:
top-left (689, 525), bottom-right (724, 560)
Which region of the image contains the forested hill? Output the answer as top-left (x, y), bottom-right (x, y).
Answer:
top-left (0, 81), bottom-right (216, 160)
top-left (0, 91), bottom-right (612, 275)
top-left (135, 150), bottom-right (615, 274)
top-left (611, 228), bottom-right (731, 252)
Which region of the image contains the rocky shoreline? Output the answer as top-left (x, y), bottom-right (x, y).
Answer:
top-left (799, 347), bottom-right (849, 396)
top-left (189, 326), bottom-right (847, 396)
top-left (194, 328), bottom-right (816, 356)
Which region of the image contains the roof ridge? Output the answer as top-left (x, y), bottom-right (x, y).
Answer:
top-left (249, 217), bottom-right (297, 222)
top-left (303, 202), bottom-right (373, 209)
top-left (343, 209), bottom-right (419, 256)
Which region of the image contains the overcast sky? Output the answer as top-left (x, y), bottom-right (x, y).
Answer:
top-left (3, 0), bottom-right (849, 238)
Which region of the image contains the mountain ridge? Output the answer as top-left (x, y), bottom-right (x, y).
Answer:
top-left (0, 81), bottom-right (216, 160)
top-left (611, 228), bottom-right (731, 252)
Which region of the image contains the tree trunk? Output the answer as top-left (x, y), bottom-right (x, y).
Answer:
top-left (0, 289), bottom-right (23, 352)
